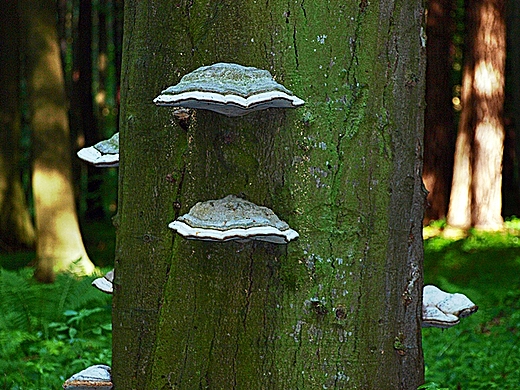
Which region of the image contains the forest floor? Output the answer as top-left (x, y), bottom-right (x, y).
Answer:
top-left (422, 218), bottom-right (520, 389)
top-left (1, 218), bottom-right (520, 389)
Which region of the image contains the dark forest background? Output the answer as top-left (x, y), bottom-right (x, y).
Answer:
top-left (2, 0), bottom-right (519, 270)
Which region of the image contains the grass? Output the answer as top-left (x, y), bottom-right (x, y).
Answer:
top-left (422, 219), bottom-right (520, 389)
top-left (1, 219), bottom-right (520, 388)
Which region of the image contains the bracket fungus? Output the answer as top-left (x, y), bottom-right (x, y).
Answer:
top-left (153, 62), bottom-right (305, 116)
top-left (77, 132), bottom-right (119, 168)
top-left (169, 195), bottom-right (299, 244)
top-left (62, 364), bottom-right (112, 389)
top-left (422, 285), bottom-right (478, 328)
top-left (92, 269), bottom-right (114, 294)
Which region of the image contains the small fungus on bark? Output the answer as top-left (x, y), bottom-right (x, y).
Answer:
top-left (77, 132), bottom-right (119, 168)
top-left (169, 195), bottom-right (299, 244)
top-left (422, 285), bottom-right (478, 328)
top-left (92, 269), bottom-right (114, 294)
top-left (153, 62), bottom-right (305, 116)
top-left (62, 364), bottom-right (112, 389)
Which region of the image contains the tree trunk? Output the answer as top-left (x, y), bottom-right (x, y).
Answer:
top-left (76, 0), bottom-right (106, 221)
top-left (447, 0), bottom-right (506, 231)
top-left (0, 0), bottom-right (35, 251)
top-left (19, 0), bottom-right (95, 282)
top-left (112, 1), bottom-right (426, 389)
top-left (423, 0), bottom-right (455, 223)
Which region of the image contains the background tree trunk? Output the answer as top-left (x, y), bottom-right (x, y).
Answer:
top-left (423, 0), bottom-right (455, 223)
top-left (0, 1), bottom-right (35, 251)
top-left (19, 0), bottom-right (95, 282)
top-left (113, 1), bottom-right (425, 388)
top-left (447, 0), bottom-right (506, 231)
top-left (75, 0), bottom-right (105, 220)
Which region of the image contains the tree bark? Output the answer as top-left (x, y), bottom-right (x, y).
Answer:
top-left (113, 1), bottom-right (426, 388)
top-left (0, 1), bottom-right (35, 251)
top-left (19, 0), bottom-right (95, 281)
top-left (423, 0), bottom-right (455, 223)
top-left (447, 0), bottom-right (506, 231)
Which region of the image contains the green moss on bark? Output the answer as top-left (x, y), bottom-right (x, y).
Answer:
top-left (114, 0), bottom-right (425, 388)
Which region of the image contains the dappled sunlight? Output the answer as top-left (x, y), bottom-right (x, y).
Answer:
top-left (32, 167), bottom-right (95, 276)
top-left (447, 0), bottom-right (506, 231)
top-left (474, 60), bottom-right (503, 97)
top-left (479, 2), bottom-right (505, 48)
top-left (474, 121), bottom-right (504, 151)
top-left (32, 167), bottom-right (71, 209)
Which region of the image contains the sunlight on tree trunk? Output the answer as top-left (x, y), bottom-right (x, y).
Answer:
top-left (20, 0), bottom-right (95, 282)
top-left (447, 0), bottom-right (505, 232)
top-left (423, 0), bottom-right (455, 223)
top-left (0, 1), bottom-right (35, 251)
top-left (112, 1), bottom-right (425, 388)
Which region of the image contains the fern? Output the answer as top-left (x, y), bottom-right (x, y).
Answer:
top-left (0, 268), bottom-right (110, 330)
top-left (0, 267), bottom-right (112, 389)
top-left (0, 269), bottom-right (36, 332)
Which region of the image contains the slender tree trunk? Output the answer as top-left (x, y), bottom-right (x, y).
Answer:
top-left (447, 0), bottom-right (506, 231)
top-left (78, 0), bottom-right (106, 220)
top-left (113, 1), bottom-right (426, 388)
top-left (19, 0), bottom-right (95, 282)
top-left (423, 0), bottom-right (455, 223)
top-left (0, 1), bottom-right (35, 251)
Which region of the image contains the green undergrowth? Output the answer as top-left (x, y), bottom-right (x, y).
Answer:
top-left (422, 218), bottom-right (520, 389)
top-left (0, 268), bottom-right (112, 389)
top-left (2, 220), bottom-right (520, 388)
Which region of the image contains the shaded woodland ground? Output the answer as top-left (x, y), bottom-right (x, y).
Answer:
top-left (2, 221), bottom-right (520, 389)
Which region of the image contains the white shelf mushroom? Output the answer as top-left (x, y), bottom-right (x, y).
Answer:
top-left (422, 285), bottom-right (478, 328)
top-left (62, 364), bottom-right (112, 389)
top-left (169, 195), bottom-right (299, 244)
top-left (77, 132), bottom-right (119, 168)
top-left (154, 62), bottom-right (305, 117)
top-left (92, 269), bottom-right (114, 294)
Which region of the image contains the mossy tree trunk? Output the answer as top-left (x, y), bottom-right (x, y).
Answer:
top-left (113, 1), bottom-right (426, 388)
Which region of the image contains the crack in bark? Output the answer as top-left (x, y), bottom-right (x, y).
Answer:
top-left (232, 330), bottom-right (238, 390)
top-left (202, 309), bottom-right (220, 389)
top-left (292, 24), bottom-right (299, 68)
top-left (174, 163), bottom-right (187, 220)
top-left (300, 0), bottom-right (307, 18)
top-left (243, 249), bottom-right (255, 330)
top-left (261, 254), bottom-right (276, 385)
top-left (226, 249), bottom-right (257, 389)
top-left (179, 286), bottom-right (197, 386)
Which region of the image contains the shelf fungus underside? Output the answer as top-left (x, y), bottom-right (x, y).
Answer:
top-left (153, 62), bottom-right (305, 116)
top-left (63, 364), bottom-right (112, 390)
top-left (92, 269), bottom-right (114, 294)
top-left (169, 195), bottom-right (299, 244)
top-left (422, 285), bottom-right (478, 329)
top-left (77, 132), bottom-right (119, 168)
